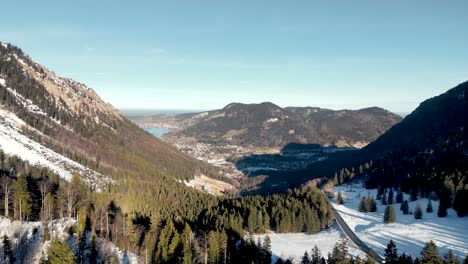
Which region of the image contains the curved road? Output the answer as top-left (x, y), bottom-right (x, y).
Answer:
top-left (323, 191), bottom-right (385, 263)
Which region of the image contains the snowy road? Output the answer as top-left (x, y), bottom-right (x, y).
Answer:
top-left (323, 190), bottom-right (385, 263)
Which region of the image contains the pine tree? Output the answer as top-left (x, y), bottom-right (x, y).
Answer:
top-left (384, 240), bottom-right (398, 264)
top-left (262, 235), bottom-right (272, 264)
top-left (310, 245), bottom-right (321, 264)
top-left (443, 249), bottom-right (460, 264)
top-left (420, 240), bottom-right (442, 264)
top-left (453, 189), bottom-right (468, 217)
top-left (396, 191), bottom-right (404, 204)
top-left (401, 200), bottom-right (409, 215)
top-left (328, 239), bottom-right (348, 264)
top-left (383, 205), bottom-right (396, 223)
top-left (437, 202), bottom-right (448, 218)
top-left (13, 174), bottom-right (31, 221)
top-left (398, 253), bottom-right (413, 264)
top-left (336, 191), bottom-right (344, 205)
top-left (359, 197), bottom-right (367, 212)
top-left (301, 251), bottom-right (311, 264)
top-left (181, 224), bottom-right (194, 264)
top-left (414, 202), bottom-right (423, 219)
top-left (47, 237), bottom-right (76, 264)
top-left (89, 231), bottom-right (98, 264)
top-left (382, 193), bottom-right (388, 205)
top-left (388, 189), bottom-right (394, 204)
top-left (369, 198), bottom-right (377, 212)
top-left (426, 199), bottom-right (434, 213)
top-left (2, 235), bottom-right (13, 264)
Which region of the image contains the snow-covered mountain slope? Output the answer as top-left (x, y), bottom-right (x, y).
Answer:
top-left (0, 107), bottom-right (110, 190)
top-left (332, 183), bottom-right (468, 258)
top-left (0, 217), bottom-right (139, 264)
top-left (0, 41), bottom-right (219, 186)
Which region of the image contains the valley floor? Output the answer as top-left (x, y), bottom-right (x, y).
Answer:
top-left (254, 226), bottom-right (365, 263)
top-left (333, 183), bottom-right (468, 258)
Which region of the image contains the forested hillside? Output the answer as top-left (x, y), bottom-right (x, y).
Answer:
top-left (155, 102), bottom-right (401, 148)
top-left (0, 42), bottom-right (338, 263)
top-left (322, 81), bottom-right (468, 218)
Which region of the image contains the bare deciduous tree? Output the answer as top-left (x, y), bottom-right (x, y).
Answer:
top-left (38, 179), bottom-right (52, 220)
top-left (0, 176), bottom-right (13, 217)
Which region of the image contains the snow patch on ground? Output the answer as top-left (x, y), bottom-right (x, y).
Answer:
top-left (254, 227), bottom-right (365, 263)
top-left (333, 183), bottom-right (468, 258)
top-left (0, 217), bottom-right (139, 263)
top-left (0, 108), bottom-right (111, 190)
top-left (0, 217), bottom-right (75, 263)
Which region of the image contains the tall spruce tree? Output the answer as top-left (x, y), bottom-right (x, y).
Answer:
top-left (443, 249), bottom-right (460, 264)
top-left (420, 240), bottom-right (442, 264)
top-left (384, 240), bottom-right (398, 264)
top-left (383, 205), bottom-right (396, 223)
top-left (414, 202), bottom-right (423, 219)
top-left (2, 235), bottom-right (13, 264)
top-left (336, 191), bottom-right (344, 205)
top-left (13, 174), bottom-right (31, 221)
top-left (426, 199), bottom-right (434, 213)
top-left (47, 237), bottom-right (76, 264)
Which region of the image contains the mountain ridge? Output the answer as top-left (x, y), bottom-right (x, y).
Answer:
top-left (156, 102), bottom-right (402, 148)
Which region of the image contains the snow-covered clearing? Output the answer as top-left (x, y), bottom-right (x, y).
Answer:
top-left (0, 108), bottom-right (111, 190)
top-left (333, 183), bottom-right (468, 258)
top-left (254, 227), bottom-right (365, 263)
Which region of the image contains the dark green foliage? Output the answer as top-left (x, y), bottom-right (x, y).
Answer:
top-left (261, 235), bottom-right (272, 264)
top-left (388, 189), bottom-right (394, 204)
top-left (426, 199), bottom-right (433, 213)
top-left (414, 202), bottom-right (423, 220)
top-left (384, 240), bottom-right (398, 264)
top-left (47, 237), bottom-right (76, 264)
top-left (327, 239), bottom-right (348, 264)
top-left (359, 196), bottom-right (377, 213)
top-left (382, 193), bottom-right (388, 205)
top-left (89, 231), bottom-right (98, 264)
top-left (396, 190), bottom-right (404, 203)
top-left (420, 240), bottom-right (442, 264)
top-left (310, 245), bottom-right (322, 264)
top-left (336, 191), bottom-right (344, 205)
top-left (437, 202), bottom-right (448, 218)
top-left (444, 250), bottom-right (460, 264)
top-left (301, 251), bottom-right (311, 264)
top-left (358, 197), bottom-right (367, 212)
top-left (398, 253), bottom-right (414, 264)
top-left (2, 235), bottom-right (13, 264)
top-left (384, 205), bottom-right (396, 223)
top-left (453, 189), bottom-right (468, 217)
top-left (401, 200), bottom-right (409, 215)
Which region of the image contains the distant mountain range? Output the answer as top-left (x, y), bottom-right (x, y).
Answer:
top-left (136, 102), bottom-right (402, 148)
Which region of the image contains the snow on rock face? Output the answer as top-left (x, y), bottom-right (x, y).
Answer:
top-left (0, 108), bottom-right (111, 190)
top-left (254, 228), bottom-right (365, 263)
top-left (333, 183), bottom-right (468, 258)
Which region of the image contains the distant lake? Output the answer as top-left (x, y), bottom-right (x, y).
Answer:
top-left (145, 127), bottom-right (171, 138)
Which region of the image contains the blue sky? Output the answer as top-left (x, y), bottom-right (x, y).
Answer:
top-left (1, 1), bottom-right (467, 112)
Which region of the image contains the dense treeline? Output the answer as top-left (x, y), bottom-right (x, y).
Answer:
top-left (286, 238), bottom-right (468, 264)
top-left (0, 148), bottom-right (334, 263)
top-left (327, 134), bottom-right (468, 217)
